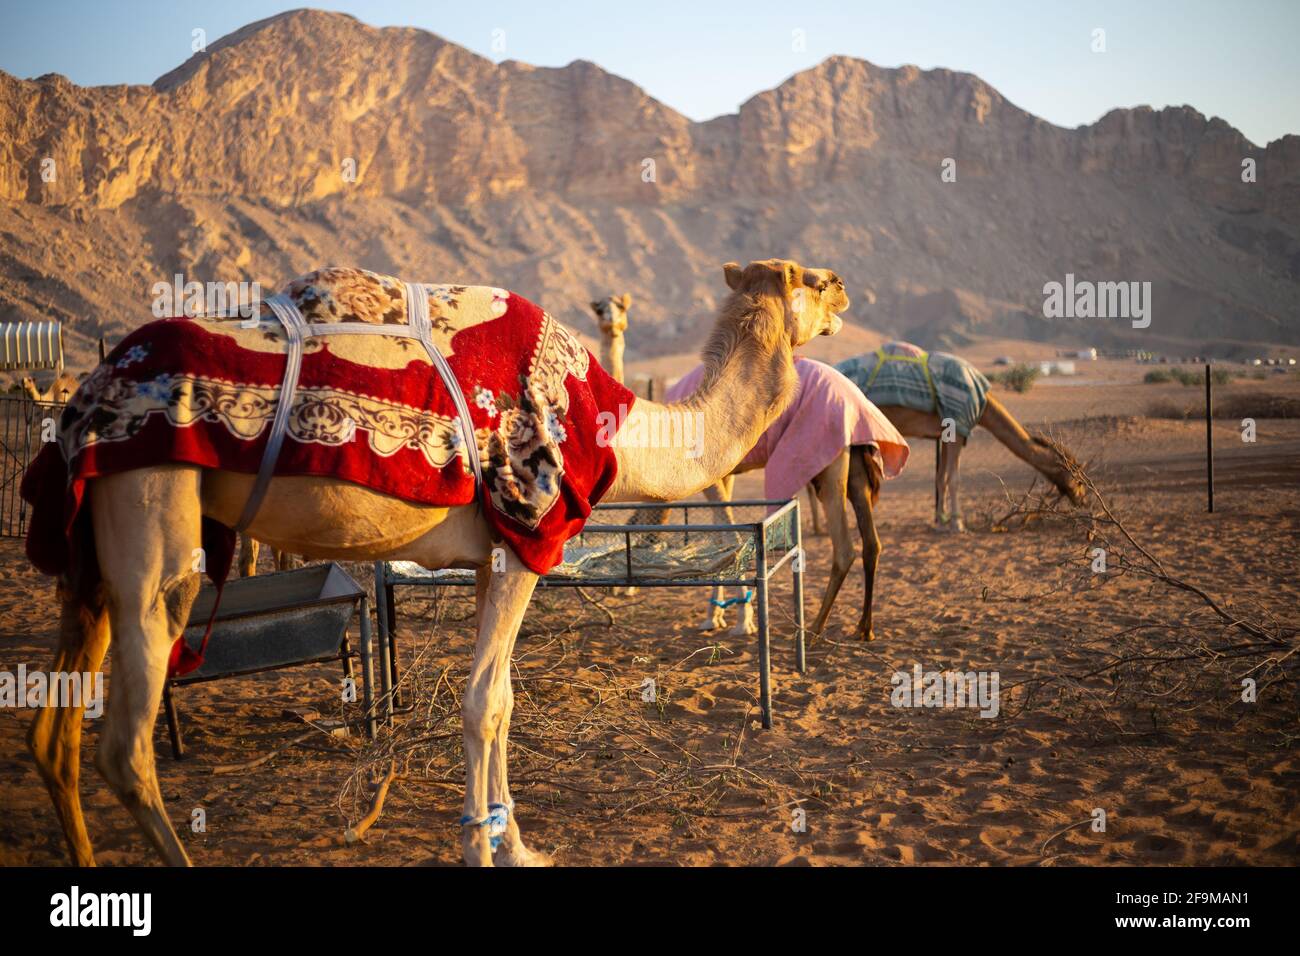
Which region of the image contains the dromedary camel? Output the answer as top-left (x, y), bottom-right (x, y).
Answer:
top-left (664, 357), bottom-right (908, 642)
top-left (20, 373), bottom-right (78, 403)
top-left (837, 343), bottom-right (1086, 531)
top-left (25, 257), bottom-right (846, 868)
top-left (589, 293), bottom-right (630, 386)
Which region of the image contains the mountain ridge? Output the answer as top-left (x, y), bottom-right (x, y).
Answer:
top-left (1, 7), bottom-right (1297, 369)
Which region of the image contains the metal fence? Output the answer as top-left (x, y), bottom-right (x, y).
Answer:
top-left (0, 395), bottom-right (63, 538)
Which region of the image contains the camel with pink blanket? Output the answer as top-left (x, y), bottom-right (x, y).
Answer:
top-left (665, 357), bottom-right (909, 641)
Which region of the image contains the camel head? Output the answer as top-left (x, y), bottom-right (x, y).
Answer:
top-left (590, 294), bottom-right (631, 338)
top-left (19, 375), bottom-right (42, 401)
top-left (1033, 435), bottom-right (1088, 506)
top-left (721, 258), bottom-right (848, 347)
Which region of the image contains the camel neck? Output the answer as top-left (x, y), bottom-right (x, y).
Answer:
top-left (606, 298), bottom-right (796, 502)
top-left (600, 334), bottom-right (625, 384)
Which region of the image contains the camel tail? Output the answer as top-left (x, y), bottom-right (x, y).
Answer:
top-left (851, 444), bottom-right (883, 507)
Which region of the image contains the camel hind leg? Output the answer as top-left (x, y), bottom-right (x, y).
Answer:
top-left (847, 446), bottom-right (883, 641)
top-left (90, 466), bottom-right (203, 866)
top-left (808, 450), bottom-right (854, 638)
top-left (27, 592), bottom-right (111, 866)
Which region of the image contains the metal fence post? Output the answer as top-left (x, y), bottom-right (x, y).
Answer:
top-left (755, 524), bottom-right (772, 730)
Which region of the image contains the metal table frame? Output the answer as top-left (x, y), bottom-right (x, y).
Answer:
top-left (374, 498), bottom-right (806, 729)
top-left (162, 565), bottom-right (377, 759)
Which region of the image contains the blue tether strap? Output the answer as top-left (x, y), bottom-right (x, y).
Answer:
top-left (710, 590), bottom-right (754, 610)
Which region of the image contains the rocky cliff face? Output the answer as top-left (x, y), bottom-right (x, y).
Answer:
top-left (1, 8), bottom-right (1297, 368)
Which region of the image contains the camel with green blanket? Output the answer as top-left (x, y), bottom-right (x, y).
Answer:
top-left (836, 343), bottom-right (1086, 531)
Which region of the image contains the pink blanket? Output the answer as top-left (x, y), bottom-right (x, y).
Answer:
top-left (667, 357), bottom-right (909, 500)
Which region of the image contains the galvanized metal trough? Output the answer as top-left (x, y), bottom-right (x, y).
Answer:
top-left (163, 562), bottom-right (376, 759)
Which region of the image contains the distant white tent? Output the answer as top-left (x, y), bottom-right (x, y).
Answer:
top-left (0, 321), bottom-right (64, 371)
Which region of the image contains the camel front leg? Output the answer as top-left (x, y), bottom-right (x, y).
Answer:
top-left (948, 436), bottom-right (966, 532)
top-left (808, 452), bottom-right (854, 637)
top-left (486, 665), bottom-right (551, 866)
top-left (238, 535), bottom-right (258, 576)
top-left (701, 477), bottom-right (745, 632)
top-left (461, 550), bottom-right (538, 867)
top-left (936, 438), bottom-right (965, 532)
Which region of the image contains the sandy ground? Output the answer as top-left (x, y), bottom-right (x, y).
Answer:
top-left (1, 367), bottom-right (1298, 867)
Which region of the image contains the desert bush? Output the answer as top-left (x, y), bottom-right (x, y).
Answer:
top-left (991, 363), bottom-right (1040, 393)
top-left (1150, 367), bottom-right (1233, 387)
top-left (1147, 393), bottom-right (1300, 420)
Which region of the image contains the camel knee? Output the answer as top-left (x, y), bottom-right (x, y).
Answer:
top-left (163, 574), bottom-right (200, 636)
top-left (93, 732), bottom-right (155, 808)
top-left (462, 686), bottom-right (506, 742)
top-left (864, 533), bottom-right (881, 568)
top-left (27, 710), bottom-right (63, 785)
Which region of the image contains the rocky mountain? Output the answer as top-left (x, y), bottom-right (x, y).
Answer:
top-left (1, 7), bottom-right (1298, 371)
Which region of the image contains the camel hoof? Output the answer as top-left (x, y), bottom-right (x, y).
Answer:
top-left (855, 626), bottom-right (876, 642)
top-left (496, 844), bottom-right (553, 867)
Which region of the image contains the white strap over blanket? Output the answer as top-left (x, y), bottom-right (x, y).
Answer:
top-left (233, 282), bottom-right (484, 532)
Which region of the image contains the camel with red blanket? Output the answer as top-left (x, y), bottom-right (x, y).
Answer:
top-left (21, 258), bottom-right (847, 868)
top-left (664, 358), bottom-right (909, 642)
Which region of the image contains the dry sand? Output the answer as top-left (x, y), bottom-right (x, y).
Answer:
top-left (1, 367), bottom-right (1297, 866)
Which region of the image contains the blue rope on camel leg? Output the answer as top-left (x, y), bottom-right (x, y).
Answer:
top-left (709, 590), bottom-right (753, 610)
top-left (459, 800), bottom-right (513, 853)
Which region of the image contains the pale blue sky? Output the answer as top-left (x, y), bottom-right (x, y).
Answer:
top-left (1, 1), bottom-right (1297, 146)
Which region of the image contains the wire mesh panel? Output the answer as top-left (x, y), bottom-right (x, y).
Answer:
top-left (0, 396), bottom-right (63, 537)
top-left (378, 498), bottom-right (805, 729)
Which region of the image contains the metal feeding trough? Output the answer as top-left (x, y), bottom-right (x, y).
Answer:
top-left (162, 562), bottom-right (376, 759)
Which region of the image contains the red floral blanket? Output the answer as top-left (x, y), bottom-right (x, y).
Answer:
top-left (23, 267), bottom-right (634, 604)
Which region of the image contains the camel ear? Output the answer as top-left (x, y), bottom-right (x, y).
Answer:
top-left (802, 269), bottom-right (828, 292)
top-left (722, 262), bottom-right (743, 290)
top-left (785, 262), bottom-right (800, 291)
top-left (619, 293), bottom-right (632, 310)
top-left (589, 300), bottom-right (602, 314)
